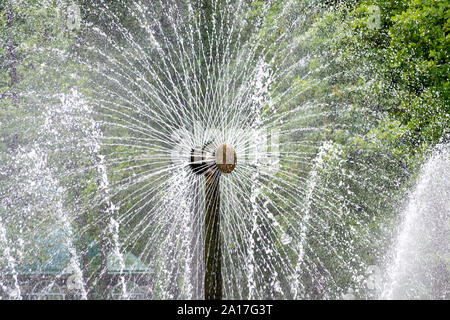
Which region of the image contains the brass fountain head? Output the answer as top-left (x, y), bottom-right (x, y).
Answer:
top-left (189, 142), bottom-right (237, 175)
top-left (215, 143), bottom-right (236, 174)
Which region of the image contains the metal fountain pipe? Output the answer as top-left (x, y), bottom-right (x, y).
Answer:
top-left (204, 167), bottom-right (222, 299)
top-left (190, 142), bottom-right (236, 300)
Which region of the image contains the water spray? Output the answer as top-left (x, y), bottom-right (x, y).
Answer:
top-left (189, 143), bottom-right (236, 300)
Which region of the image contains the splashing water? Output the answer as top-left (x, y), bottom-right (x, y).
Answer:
top-left (381, 144), bottom-right (450, 299)
top-left (0, 0), bottom-right (436, 300)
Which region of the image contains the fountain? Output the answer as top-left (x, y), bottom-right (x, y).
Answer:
top-left (381, 144), bottom-right (450, 299)
top-left (0, 0), bottom-right (446, 300)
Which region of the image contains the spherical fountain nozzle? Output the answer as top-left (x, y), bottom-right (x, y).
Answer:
top-left (189, 142), bottom-right (236, 175)
top-left (215, 143), bottom-right (236, 174)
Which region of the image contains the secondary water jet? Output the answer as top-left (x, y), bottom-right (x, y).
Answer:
top-left (189, 143), bottom-right (237, 300)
